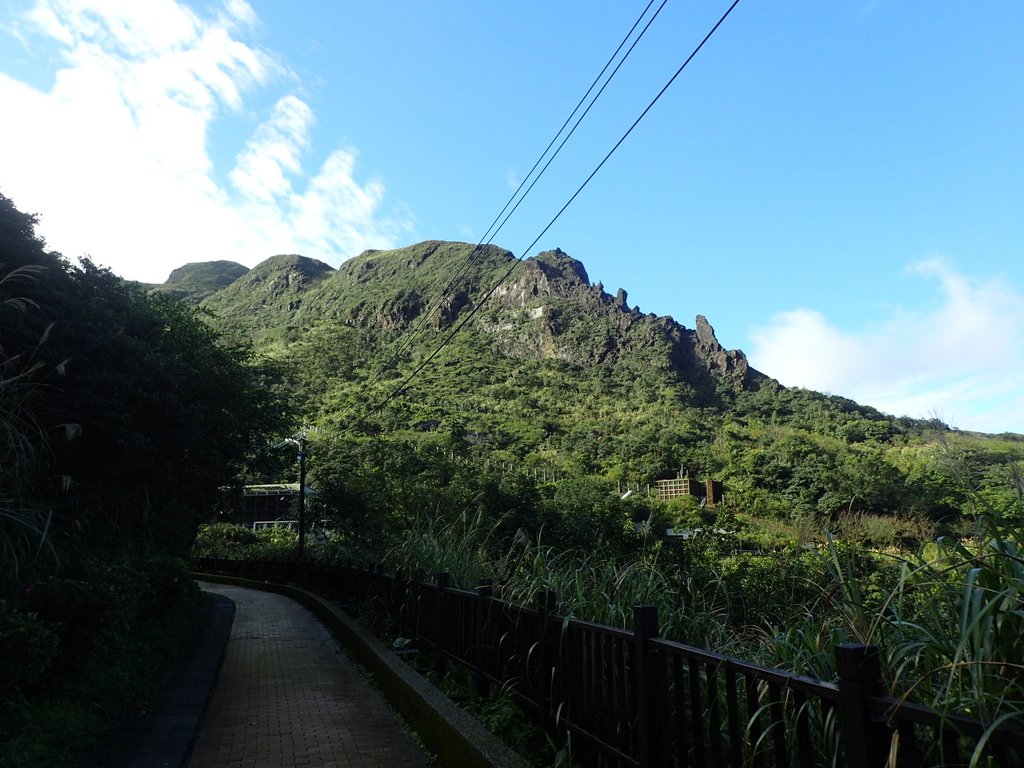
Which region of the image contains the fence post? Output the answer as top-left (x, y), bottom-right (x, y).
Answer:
top-left (434, 572), bottom-right (451, 678)
top-left (536, 590), bottom-right (558, 734)
top-left (372, 563), bottom-right (383, 609)
top-left (634, 605), bottom-right (666, 768)
top-left (476, 579), bottom-right (494, 697)
top-left (836, 643), bottom-right (890, 768)
top-left (391, 568), bottom-right (404, 633)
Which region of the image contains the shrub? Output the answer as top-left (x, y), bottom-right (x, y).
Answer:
top-left (718, 549), bottom-right (829, 627)
top-left (22, 577), bottom-right (113, 671)
top-left (192, 522), bottom-right (258, 557)
top-left (835, 511), bottom-right (936, 548)
top-left (0, 599), bottom-right (59, 697)
top-left (1, 556), bottom-right (201, 767)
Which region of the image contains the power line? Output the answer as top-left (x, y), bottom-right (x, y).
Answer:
top-left (330, 0), bottom-right (667, 428)
top-left (486, 0), bottom-right (670, 252)
top-left (351, 0), bottom-right (666, 386)
top-left (345, 0), bottom-right (743, 434)
top-left (474, 0), bottom-right (666, 250)
top-left (509, 0), bottom-right (744, 267)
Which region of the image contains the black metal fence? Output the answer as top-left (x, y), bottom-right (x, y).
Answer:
top-left (195, 557), bottom-right (1024, 768)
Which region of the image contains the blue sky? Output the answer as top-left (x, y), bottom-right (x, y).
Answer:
top-left (1, 1), bottom-right (1022, 433)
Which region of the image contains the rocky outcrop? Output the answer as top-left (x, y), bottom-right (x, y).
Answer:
top-left (433, 289), bottom-right (472, 330)
top-left (196, 240), bottom-right (763, 392)
top-left (486, 250), bottom-right (758, 389)
top-left (693, 314), bottom-right (752, 384)
top-left (492, 249), bottom-right (590, 308)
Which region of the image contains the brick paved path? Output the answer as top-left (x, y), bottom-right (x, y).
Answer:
top-left (187, 584), bottom-right (432, 768)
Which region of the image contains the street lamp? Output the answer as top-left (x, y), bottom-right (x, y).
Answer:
top-left (276, 432), bottom-right (308, 558)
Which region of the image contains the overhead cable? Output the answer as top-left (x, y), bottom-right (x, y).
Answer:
top-left (356, 0), bottom-right (666, 381)
top-left (345, 0), bottom-right (743, 433)
top-left (331, 0), bottom-right (667, 428)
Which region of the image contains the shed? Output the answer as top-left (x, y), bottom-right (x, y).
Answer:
top-left (240, 483), bottom-right (317, 529)
top-left (653, 477), bottom-right (723, 507)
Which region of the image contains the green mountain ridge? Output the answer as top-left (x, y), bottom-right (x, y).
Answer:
top-left (174, 240), bottom-right (1021, 520)
top-left (187, 241), bottom-right (920, 481)
top-left (200, 240), bottom-right (763, 393)
top-left (197, 253), bottom-right (335, 341)
top-left (151, 259), bottom-right (251, 302)
top-left (122, 235), bottom-right (1024, 536)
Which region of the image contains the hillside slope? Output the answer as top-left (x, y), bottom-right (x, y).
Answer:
top-left (189, 239), bottom-right (1023, 520)
top-left (152, 260), bottom-right (250, 302)
top-left (202, 240), bottom-right (762, 391)
top-left (202, 254), bottom-right (335, 344)
top-left (194, 241), bottom-right (800, 477)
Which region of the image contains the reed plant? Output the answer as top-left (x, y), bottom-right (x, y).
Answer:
top-left (765, 482), bottom-right (1024, 765)
top-left (385, 502), bottom-right (498, 587)
top-left (886, 510), bottom-right (1024, 721)
top-left (0, 266), bottom-right (63, 582)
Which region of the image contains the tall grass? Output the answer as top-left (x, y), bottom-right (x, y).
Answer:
top-left (388, 468), bottom-right (1024, 734)
top-left (387, 512), bottom-right (748, 654)
top-left (767, 483), bottom-right (1024, 765)
top-left (385, 503), bottom-right (498, 587)
top-left (0, 265), bottom-right (61, 580)
top-left (888, 511), bottom-right (1024, 720)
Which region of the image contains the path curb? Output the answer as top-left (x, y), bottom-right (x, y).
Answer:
top-left (83, 589), bottom-right (235, 768)
top-left (193, 572), bottom-right (531, 768)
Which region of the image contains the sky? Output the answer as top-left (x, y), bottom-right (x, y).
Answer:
top-left (1, 0), bottom-right (1022, 434)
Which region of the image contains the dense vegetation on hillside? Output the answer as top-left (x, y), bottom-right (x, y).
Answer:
top-left (192, 240), bottom-right (1021, 551)
top-left (148, 259), bottom-right (250, 303)
top-left (191, 239), bottom-right (1024, 755)
top-left (0, 194), bottom-right (287, 766)
top-left (5, 190), bottom-right (1021, 762)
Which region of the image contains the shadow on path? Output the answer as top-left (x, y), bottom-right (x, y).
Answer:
top-left (83, 590), bottom-right (234, 768)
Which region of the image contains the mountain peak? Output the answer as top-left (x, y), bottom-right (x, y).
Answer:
top-left (152, 260), bottom-right (249, 303)
top-left (694, 314), bottom-right (753, 384)
top-left (531, 248), bottom-right (590, 286)
top-left (195, 240), bottom-right (762, 391)
top-left (249, 253), bottom-right (335, 278)
top-left (198, 254), bottom-right (335, 343)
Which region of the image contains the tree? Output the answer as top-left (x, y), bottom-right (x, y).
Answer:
top-left (0, 193), bottom-right (289, 559)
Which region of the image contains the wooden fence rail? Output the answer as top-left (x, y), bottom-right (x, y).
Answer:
top-left (194, 557), bottom-right (1024, 768)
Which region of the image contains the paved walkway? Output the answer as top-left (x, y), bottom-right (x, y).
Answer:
top-left (187, 583), bottom-right (432, 768)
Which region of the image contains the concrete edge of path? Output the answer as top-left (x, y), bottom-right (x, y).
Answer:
top-left (82, 589), bottom-right (235, 768)
top-left (192, 572), bottom-right (531, 768)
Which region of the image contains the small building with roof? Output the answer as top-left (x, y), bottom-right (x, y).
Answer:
top-left (238, 483), bottom-right (317, 530)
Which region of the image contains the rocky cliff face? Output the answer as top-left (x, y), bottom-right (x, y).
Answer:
top-left (197, 240), bottom-right (763, 391)
top-left (200, 254), bottom-right (334, 342)
top-left (694, 314), bottom-right (751, 383)
top-left (482, 247), bottom-right (757, 388)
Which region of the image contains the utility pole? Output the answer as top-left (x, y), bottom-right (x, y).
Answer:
top-left (297, 434), bottom-right (307, 558)
top-left (276, 431), bottom-right (310, 559)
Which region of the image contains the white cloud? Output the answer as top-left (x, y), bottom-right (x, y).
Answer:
top-left (0, 0), bottom-right (409, 282)
top-left (749, 259), bottom-right (1024, 434)
top-left (230, 95), bottom-right (313, 202)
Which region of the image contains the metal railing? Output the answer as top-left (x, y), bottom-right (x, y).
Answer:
top-left (195, 557), bottom-right (1024, 767)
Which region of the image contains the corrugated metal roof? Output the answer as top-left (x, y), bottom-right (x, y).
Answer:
top-left (243, 483), bottom-right (317, 496)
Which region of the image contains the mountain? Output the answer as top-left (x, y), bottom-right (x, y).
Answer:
top-left (193, 240), bottom-right (787, 477)
top-left (201, 240), bottom-right (762, 392)
top-left (151, 260), bottom-right (250, 302)
top-left (183, 239), bottom-right (1024, 522)
top-left (200, 254), bottom-right (335, 344)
